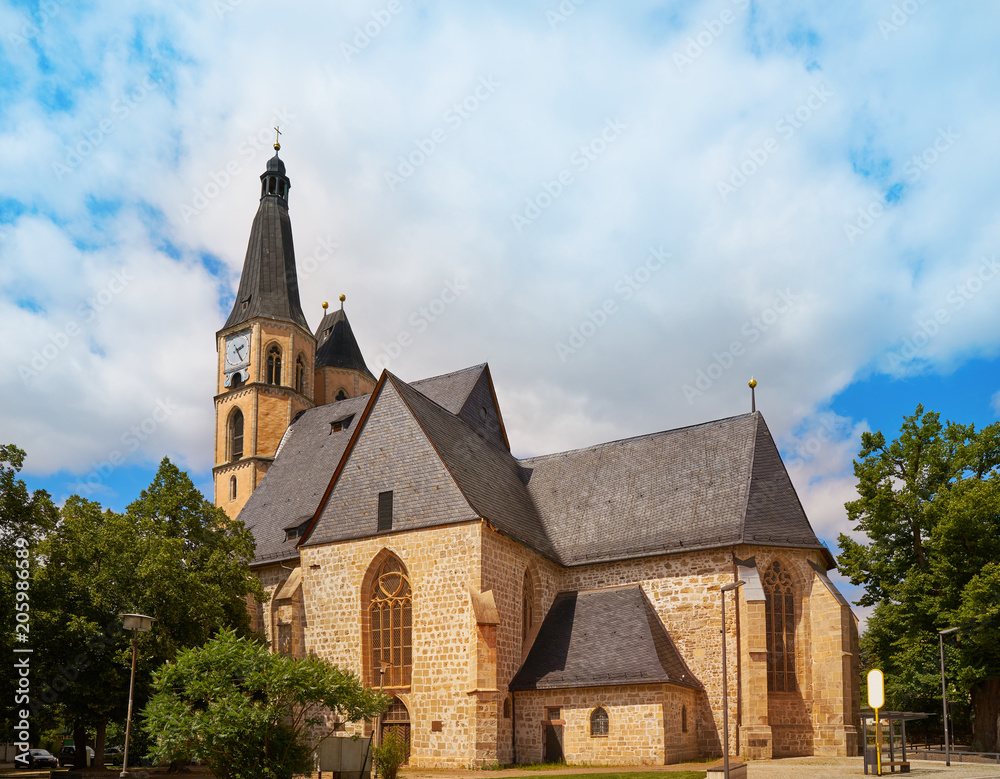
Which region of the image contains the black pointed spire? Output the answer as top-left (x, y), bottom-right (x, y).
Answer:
top-left (315, 295), bottom-right (375, 379)
top-left (223, 146), bottom-right (308, 331)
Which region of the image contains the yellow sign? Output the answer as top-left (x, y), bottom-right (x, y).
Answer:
top-left (868, 669), bottom-right (885, 709)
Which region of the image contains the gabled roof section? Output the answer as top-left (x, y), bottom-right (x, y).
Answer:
top-left (239, 394), bottom-right (370, 565)
top-left (409, 364), bottom-right (487, 414)
top-left (223, 159), bottom-right (309, 332)
top-left (521, 412), bottom-right (827, 566)
top-left (510, 586), bottom-right (701, 691)
top-left (455, 364), bottom-right (510, 450)
top-left (314, 306), bottom-right (375, 378)
top-left (387, 374), bottom-right (556, 558)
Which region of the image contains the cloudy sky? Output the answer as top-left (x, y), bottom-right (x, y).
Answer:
top-left (3, 0), bottom-right (999, 621)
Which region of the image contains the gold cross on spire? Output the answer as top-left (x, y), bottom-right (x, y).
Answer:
top-left (273, 126), bottom-right (282, 151)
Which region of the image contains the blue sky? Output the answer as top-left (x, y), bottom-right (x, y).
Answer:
top-left (3, 0), bottom-right (1000, 626)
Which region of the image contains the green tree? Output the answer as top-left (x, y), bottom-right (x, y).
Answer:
top-left (0, 445), bottom-right (58, 747)
top-left (838, 406), bottom-right (1000, 751)
top-left (143, 629), bottom-right (386, 779)
top-left (30, 457), bottom-right (264, 768)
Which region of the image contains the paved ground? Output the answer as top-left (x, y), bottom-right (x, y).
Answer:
top-left (402, 757), bottom-right (1000, 779)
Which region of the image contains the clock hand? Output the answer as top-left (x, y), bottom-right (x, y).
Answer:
top-left (236, 345), bottom-right (245, 360)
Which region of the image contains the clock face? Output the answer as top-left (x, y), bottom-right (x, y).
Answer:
top-left (225, 333), bottom-right (250, 368)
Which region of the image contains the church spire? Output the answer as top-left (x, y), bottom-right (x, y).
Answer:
top-left (222, 143), bottom-right (308, 331)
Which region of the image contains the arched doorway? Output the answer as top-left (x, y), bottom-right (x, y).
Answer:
top-left (380, 697), bottom-right (411, 764)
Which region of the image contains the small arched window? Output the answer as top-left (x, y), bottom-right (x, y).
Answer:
top-left (522, 569), bottom-right (534, 644)
top-left (503, 697), bottom-right (511, 719)
top-left (763, 561), bottom-right (796, 692)
top-left (266, 345), bottom-right (282, 385)
top-left (335, 388), bottom-right (348, 401)
top-left (228, 409), bottom-right (244, 462)
top-left (681, 704), bottom-right (688, 733)
top-left (590, 707), bottom-right (609, 737)
top-left (295, 354), bottom-right (306, 394)
top-left (229, 475), bottom-right (237, 501)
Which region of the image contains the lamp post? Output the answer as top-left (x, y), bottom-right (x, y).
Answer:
top-left (119, 614), bottom-right (155, 779)
top-left (938, 627), bottom-right (959, 766)
top-left (720, 580), bottom-right (745, 779)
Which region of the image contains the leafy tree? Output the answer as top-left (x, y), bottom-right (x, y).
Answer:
top-left (29, 458), bottom-right (265, 768)
top-left (143, 629), bottom-right (386, 779)
top-left (838, 406), bottom-right (1000, 751)
top-left (0, 445), bottom-right (58, 747)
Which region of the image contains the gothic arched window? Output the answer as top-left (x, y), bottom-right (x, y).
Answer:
top-left (522, 568), bottom-right (534, 644)
top-left (763, 561), bottom-right (796, 692)
top-left (590, 707), bottom-right (609, 737)
top-left (229, 475), bottom-right (237, 501)
top-left (266, 344), bottom-right (282, 385)
top-left (228, 409), bottom-right (244, 462)
top-left (295, 354), bottom-right (306, 394)
top-left (366, 555), bottom-right (412, 688)
top-left (335, 388), bottom-right (348, 401)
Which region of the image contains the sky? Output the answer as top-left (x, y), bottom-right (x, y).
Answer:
top-left (2, 0), bottom-right (999, 628)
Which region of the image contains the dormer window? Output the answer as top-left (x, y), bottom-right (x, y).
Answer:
top-left (284, 520), bottom-right (310, 542)
top-left (330, 414), bottom-right (355, 434)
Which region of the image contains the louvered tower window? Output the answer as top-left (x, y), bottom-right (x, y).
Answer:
top-left (295, 354), bottom-right (305, 394)
top-left (763, 561), bottom-right (796, 692)
top-left (266, 344), bottom-right (282, 385)
top-left (229, 409), bottom-right (244, 461)
top-left (368, 556), bottom-right (412, 688)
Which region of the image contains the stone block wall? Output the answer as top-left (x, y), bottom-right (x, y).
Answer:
top-left (514, 684), bottom-right (697, 765)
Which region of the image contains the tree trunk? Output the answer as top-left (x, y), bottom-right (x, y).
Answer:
top-left (72, 720), bottom-right (88, 768)
top-left (971, 677), bottom-right (1000, 752)
top-left (94, 719), bottom-right (106, 768)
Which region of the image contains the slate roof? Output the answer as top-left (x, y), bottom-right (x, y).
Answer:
top-left (520, 412), bottom-right (829, 566)
top-left (241, 365), bottom-right (493, 565)
top-left (509, 586), bottom-right (701, 691)
top-left (223, 155), bottom-right (309, 332)
top-left (314, 307), bottom-right (375, 378)
top-left (241, 363), bottom-right (829, 569)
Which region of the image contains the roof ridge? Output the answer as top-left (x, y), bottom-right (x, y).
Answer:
top-left (739, 411), bottom-right (760, 545)
top-left (520, 412), bottom-right (756, 463)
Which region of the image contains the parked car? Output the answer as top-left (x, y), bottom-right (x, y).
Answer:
top-left (57, 744), bottom-right (95, 766)
top-left (105, 745), bottom-right (125, 765)
top-left (17, 749), bottom-right (59, 769)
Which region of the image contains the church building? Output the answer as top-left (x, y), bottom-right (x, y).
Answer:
top-left (213, 146), bottom-right (862, 768)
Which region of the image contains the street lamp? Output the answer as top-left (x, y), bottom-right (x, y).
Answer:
top-left (119, 614), bottom-right (155, 779)
top-left (938, 627), bottom-right (959, 766)
top-left (720, 580), bottom-right (745, 779)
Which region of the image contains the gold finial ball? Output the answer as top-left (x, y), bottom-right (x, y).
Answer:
top-left (322, 301), bottom-right (329, 310)
top-left (274, 141), bottom-right (281, 151)
top-left (339, 294), bottom-right (346, 302)
top-left (748, 377), bottom-right (757, 389)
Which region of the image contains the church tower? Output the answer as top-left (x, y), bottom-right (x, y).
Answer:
top-left (213, 142), bottom-right (316, 518)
